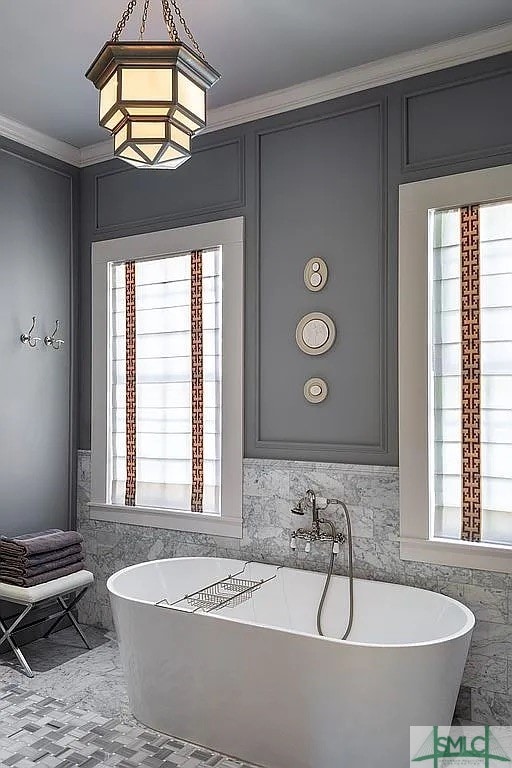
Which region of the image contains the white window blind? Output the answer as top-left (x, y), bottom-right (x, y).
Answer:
top-left (109, 248), bottom-right (222, 514)
top-left (431, 200), bottom-right (512, 545)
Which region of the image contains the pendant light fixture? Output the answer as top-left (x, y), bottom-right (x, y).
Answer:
top-left (86, 0), bottom-right (220, 169)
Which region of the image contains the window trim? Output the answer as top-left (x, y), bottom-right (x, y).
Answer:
top-left (399, 164), bottom-right (512, 573)
top-left (90, 217), bottom-right (244, 538)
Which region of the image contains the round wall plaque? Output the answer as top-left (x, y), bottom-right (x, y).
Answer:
top-left (304, 257), bottom-right (328, 292)
top-left (304, 377), bottom-right (328, 404)
top-left (295, 312), bottom-right (336, 356)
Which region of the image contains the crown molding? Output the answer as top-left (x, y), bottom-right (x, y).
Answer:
top-left (1, 21), bottom-right (512, 169)
top-left (0, 113), bottom-right (81, 166)
top-left (80, 140), bottom-right (114, 167)
top-left (204, 21), bottom-right (512, 133)
top-left (79, 21), bottom-right (512, 167)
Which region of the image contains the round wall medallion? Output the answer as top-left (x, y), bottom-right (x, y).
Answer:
top-left (295, 312), bottom-right (336, 356)
top-left (304, 257), bottom-right (328, 292)
top-left (304, 377), bottom-right (328, 404)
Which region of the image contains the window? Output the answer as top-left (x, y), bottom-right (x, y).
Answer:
top-left (432, 203), bottom-right (512, 546)
top-left (399, 165), bottom-right (512, 573)
top-left (90, 218), bottom-right (243, 537)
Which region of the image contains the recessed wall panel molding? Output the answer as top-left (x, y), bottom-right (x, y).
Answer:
top-left (403, 68), bottom-right (512, 170)
top-left (94, 137), bottom-right (244, 233)
top-left (79, 51), bottom-right (512, 465)
top-left (255, 99), bottom-right (387, 460)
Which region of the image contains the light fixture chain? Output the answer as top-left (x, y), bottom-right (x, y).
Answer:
top-left (161, 0), bottom-right (180, 43)
top-left (112, 0), bottom-right (205, 58)
top-left (139, 0), bottom-right (151, 39)
top-left (168, 0), bottom-right (205, 59)
top-left (112, 0), bottom-right (139, 41)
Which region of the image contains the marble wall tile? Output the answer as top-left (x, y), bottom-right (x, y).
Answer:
top-left (372, 506), bottom-right (399, 541)
top-left (352, 538), bottom-right (404, 582)
top-left (462, 652), bottom-right (508, 693)
top-left (470, 570), bottom-right (512, 591)
top-left (77, 449), bottom-right (91, 489)
top-left (356, 474), bottom-right (400, 512)
top-left (243, 464), bottom-right (290, 499)
top-left (173, 541), bottom-right (219, 559)
top-left (76, 451), bottom-right (512, 726)
top-left (403, 560), bottom-right (472, 587)
top-left (471, 621), bottom-right (512, 659)
top-left (438, 581), bottom-right (465, 600)
top-left (346, 505), bottom-right (374, 539)
top-left (438, 583), bottom-right (508, 624)
top-left (472, 688), bottom-right (512, 726)
top-left (401, 572), bottom-right (439, 591)
top-left (462, 585), bottom-right (509, 624)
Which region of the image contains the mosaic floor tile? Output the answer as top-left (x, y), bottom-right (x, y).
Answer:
top-left (0, 629), bottom-right (260, 768)
top-left (0, 685), bottom-right (259, 767)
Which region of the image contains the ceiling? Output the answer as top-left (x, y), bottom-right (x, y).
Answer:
top-left (1, 0), bottom-right (512, 149)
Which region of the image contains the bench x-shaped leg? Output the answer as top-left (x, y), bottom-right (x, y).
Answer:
top-left (0, 587), bottom-right (91, 678)
top-left (0, 605), bottom-right (36, 678)
top-left (43, 587), bottom-right (91, 649)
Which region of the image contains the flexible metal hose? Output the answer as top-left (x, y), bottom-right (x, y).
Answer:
top-left (316, 501), bottom-right (354, 641)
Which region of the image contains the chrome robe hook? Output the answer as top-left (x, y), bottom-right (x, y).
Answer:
top-left (20, 316), bottom-right (41, 348)
top-left (44, 320), bottom-right (65, 350)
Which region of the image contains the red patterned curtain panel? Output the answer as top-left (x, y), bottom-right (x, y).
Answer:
top-left (460, 206), bottom-right (481, 542)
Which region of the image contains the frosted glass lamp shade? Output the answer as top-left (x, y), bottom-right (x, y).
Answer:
top-left (114, 119), bottom-right (191, 168)
top-left (86, 41), bottom-right (220, 169)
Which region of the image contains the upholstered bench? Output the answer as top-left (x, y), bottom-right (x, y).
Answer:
top-left (0, 570), bottom-right (94, 677)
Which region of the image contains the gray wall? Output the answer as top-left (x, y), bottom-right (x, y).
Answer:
top-left (0, 137), bottom-right (78, 537)
top-left (79, 51), bottom-right (512, 464)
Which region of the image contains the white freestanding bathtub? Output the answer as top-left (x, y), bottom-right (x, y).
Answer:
top-left (107, 557), bottom-right (474, 768)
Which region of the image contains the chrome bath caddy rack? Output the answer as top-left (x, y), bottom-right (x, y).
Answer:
top-left (156, 562), bottom-right (281, 614)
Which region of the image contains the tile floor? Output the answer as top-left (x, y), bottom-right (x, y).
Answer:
top-left (0, 627), bottom-right (259, 768)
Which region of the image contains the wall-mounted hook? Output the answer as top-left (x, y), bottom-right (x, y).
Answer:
top-left (20, 316), bottom-right (41, 348)
top-left (44, 320), bottom-right (65, 350)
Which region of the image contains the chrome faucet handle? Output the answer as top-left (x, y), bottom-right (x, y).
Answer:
top-left (291, 499), bottom-right (306, 515)
top-left (291, 490), bottom-right (316, 515)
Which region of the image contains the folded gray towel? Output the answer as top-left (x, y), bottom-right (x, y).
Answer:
top-left (0, 530), bottom-right (83, 557)
top-left (0, 561), bottom-right (85, 587)
top-left (5, 529), bottom-right (62, 541)
top-left (0, 554), bottom-right (84, 579)
top-left (0, 543), bottom-right (83, 568)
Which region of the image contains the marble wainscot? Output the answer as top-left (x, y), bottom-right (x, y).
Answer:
top-left (77, 450), bottom-right (512, 725)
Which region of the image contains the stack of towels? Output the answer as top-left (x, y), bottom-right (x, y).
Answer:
top-left (0, 529), bottom-right (84, 587)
